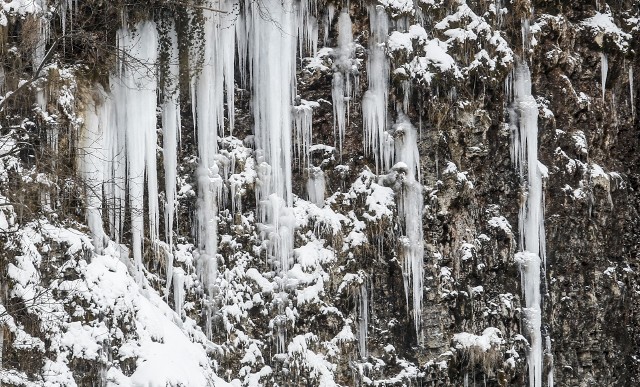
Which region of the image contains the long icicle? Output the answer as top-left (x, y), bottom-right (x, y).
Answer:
top-left (510, 61), bottom-right (547, 387)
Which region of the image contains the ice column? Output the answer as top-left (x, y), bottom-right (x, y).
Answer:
top-left (112, 21), bottom-right (159, 285)
top-left (162, 21), bottom-right (181, 251)
top-left (393, 116), bottom-right (424, 345)
top-left (362, 5), bottom-right (392, 173)
top-left (307, 167), bottom-right (325, 207)
top-left (79, 88), bottom-right (110, 254)
top-left (245, 0), bottom-right (297, 274)
top-left (357, 277), bottom-right (369, 358)
top-left (332, 10), bottom-right (355, 155)
top-left (191, 1), bottom-right (237, 302)
top-left (162, 21), bottom-right (181, 298)
top-left (510, 62), bottom-right (547, 387)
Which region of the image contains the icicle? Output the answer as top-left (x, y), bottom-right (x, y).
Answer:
top-left (79, 87), bottom-right (110, 254)
top-left (112, 21), bottom-right (159, 285)
top-left (357, 276), bottom-right (369, 358)
top-left (173, 267), bottom-right (186, 316)
top-left (629, 66), bottom-right (634, 116)
top-left (293, 100), bottom-right (315, 169)
top-left (307, 167), bottom-right (325, 207)
top-left (510, 62), bottom-right (546, 387)
top-left (332, 10), bottom-right (354, 156)
top-left (393, 115), bottom-right (424, 345)
top-left (601, 52), bottom-right (608, 101)
top-left (324, 4), bottom-right (336, 45)
top-left (362, 5), bottom-right (390, 173)
top-left (297, 0), bottom-right (318, 58)
top-left (162, 21), bottom-right (181, 251)
top-left (546, 335), bottom-right (554, 387)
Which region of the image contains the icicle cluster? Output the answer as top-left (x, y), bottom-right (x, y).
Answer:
top-left (114, 22), bottom-right (160, 285)
top-left (191, 2), bottom-right (238, 310)
top-left (362, 5), bottom-right (392, 173)
top-left (509, 62), bottom-right (547, 387)
top-left (393, 116), bottom-right (424, 345)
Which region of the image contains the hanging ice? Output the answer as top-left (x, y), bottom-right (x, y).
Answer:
top-left (601, 52), bottom-right (608, 101)
top-left (243, 0), bottom-right (298, 274)
top-left (332, 10), bottom-right (355, 155)
top-left (509, 62), bottom-right (547, 387)
top-left (191, 1), bottom-right (237, 303)
top-left (161, 20), bottom-right (181, 298)
top-left (111, 21), bottom-right (160, 285)
top-left (79, 87), bottom-right (110, 254)
top-left (296, 0), bottom-right (318, 58)
top-left (293, 100), bottom-right (316, 170)
top-left (307, 167), bottom-right (325, 207)
top-left (362, 5), bottom-right (391, 173)
top-left (393, 116), bottom-right (424, 345)
top-left (630, 66), bottom-right (635, 116)
top-left (357, 277), bottom-right (369, 358)
top-left (162, 21), bottom-right (181, 251)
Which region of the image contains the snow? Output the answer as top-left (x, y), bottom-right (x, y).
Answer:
top-left (453, 327), bottom-right (504, 352)
top-left (582, 11), bottom-right (631, 50)
top-left (380, 0), bottom-right (414, 16)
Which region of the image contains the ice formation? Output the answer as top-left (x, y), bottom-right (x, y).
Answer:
top-left (630, 66), bottom-right (635, 116)
top-left (510, 61), bottom-right (548, 387)
top-left (307, 167), bottom-right (326, 207)
top-left (244, 0), bottom-right (297, 276)
top-left (293, 100), bottom-right (316, 170)
top-left (362, 5), bottom-right (392, 173)
top-left (601, 52), bottom-right (608, 101)
top-left (162, 21), bottom-right (181, 252)
top-left (357, 277), bottom-right (369, 358)
top-left (191, 3), bottom-right (237, 315)
top-left (393, 116), bottom-right (424, 345)
top-left (78, 88), bottom-right (109, 255)
top-left (332, 10), bottom-right (355, 155)
top-left (111, 21), bottom-right (160, 285)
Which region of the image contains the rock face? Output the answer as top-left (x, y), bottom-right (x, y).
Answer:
top-left (0, 0), bottom-right (638, 386)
